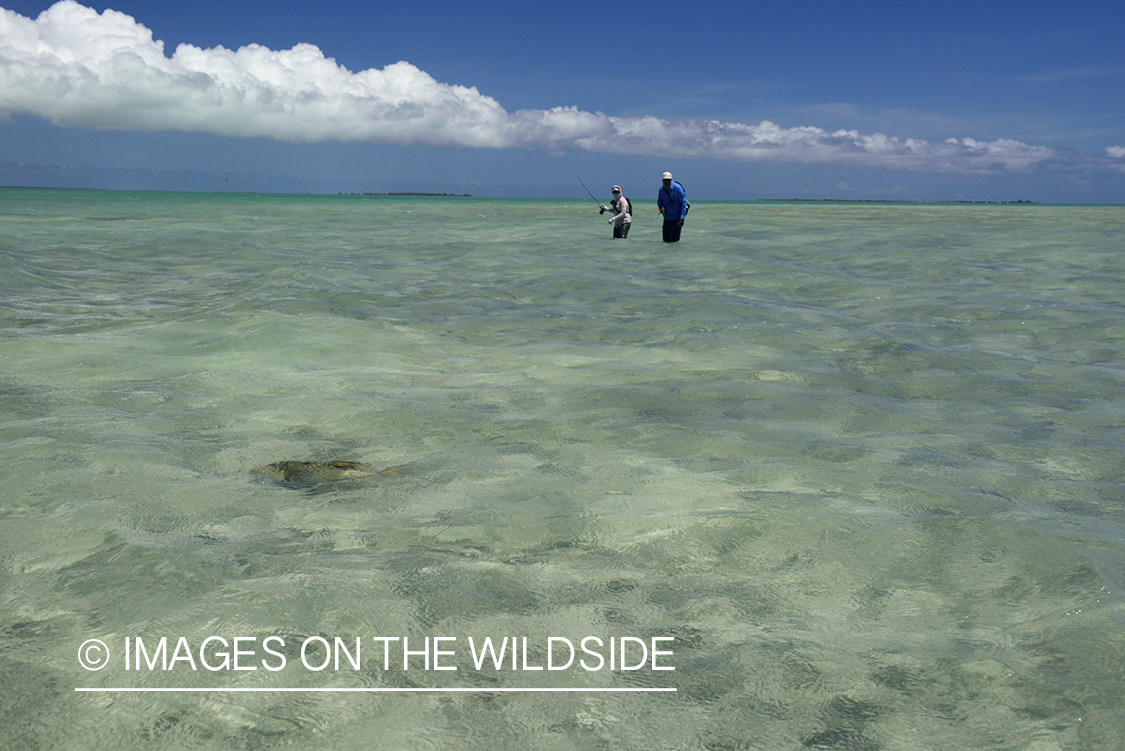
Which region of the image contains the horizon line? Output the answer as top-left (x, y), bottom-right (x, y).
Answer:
top-left (5, 184), bottom-right (1115, 206)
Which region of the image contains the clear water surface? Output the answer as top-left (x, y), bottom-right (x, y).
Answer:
top-left (2, 188), bottom-right (1124, 749)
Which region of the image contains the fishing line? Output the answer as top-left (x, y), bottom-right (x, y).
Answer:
top-left (577, 175), bottom-right (604, 206)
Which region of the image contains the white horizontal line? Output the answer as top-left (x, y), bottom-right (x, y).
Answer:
top-left (76, 687), bottom-right (676, 693)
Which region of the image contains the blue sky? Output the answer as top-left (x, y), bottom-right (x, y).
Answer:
top-left (1, 0), bottom-right (1123, 202)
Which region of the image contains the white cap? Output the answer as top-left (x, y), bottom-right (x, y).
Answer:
top-left (661, 172), bottom-right (673, 180)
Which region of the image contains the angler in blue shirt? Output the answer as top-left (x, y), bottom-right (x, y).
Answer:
top-left (657, 172), bottom-right (688, 243)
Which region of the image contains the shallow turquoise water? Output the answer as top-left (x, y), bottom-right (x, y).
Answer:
top-left (2, 188), bottom-right (1124, 749)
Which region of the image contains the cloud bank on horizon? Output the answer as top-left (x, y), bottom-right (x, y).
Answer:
top-left (2, 1), bottom-right (1122, 176)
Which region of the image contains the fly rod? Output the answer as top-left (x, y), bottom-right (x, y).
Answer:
top-left (577, 175), bottom-right (604, 207)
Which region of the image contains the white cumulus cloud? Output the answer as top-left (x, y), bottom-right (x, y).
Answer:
top-left (1108, 146), bottom-right (1125, 158)
top-left (0, 1), bottom-right (1088, 174)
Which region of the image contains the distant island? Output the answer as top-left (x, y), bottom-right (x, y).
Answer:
top-left (756, 198), bottom-right (1037, 204)
top-left (338, 191), bottom-right (472, 197)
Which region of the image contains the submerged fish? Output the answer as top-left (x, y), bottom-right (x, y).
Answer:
top-left (252, 460), bottom-right (401, 483)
